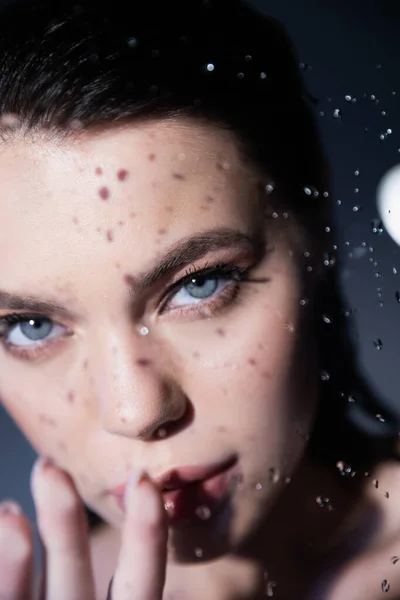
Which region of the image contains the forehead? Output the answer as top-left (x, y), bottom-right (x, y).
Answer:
top-left (0, 120), bottom-right (262, 302)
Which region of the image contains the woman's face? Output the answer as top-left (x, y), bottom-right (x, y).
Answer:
top-left (0, 119), bottom-right (318, 560)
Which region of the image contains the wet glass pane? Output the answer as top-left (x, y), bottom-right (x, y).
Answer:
top-left (0, 0), bottom-right (399, 598)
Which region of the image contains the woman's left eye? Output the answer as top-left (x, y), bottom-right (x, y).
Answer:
top-left (163, 264), bottom-right (247, 312)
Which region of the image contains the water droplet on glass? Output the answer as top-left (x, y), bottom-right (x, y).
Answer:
top-left (345, 95), bottom-right (353, 102)
top-left (265, 183), bottom-right (274, 194)
top-left (139, 326), bottom-right (150, 336)
top-left (393, 267), bottom-right (398, 275)
top-left (195, 547), bottom-right (203, 558)
top-left (127, 37), bottom-right (138, 48)
top-left (337, 199), bottom-right (342, 205)
top-left (396, 291), bottom-right (400, 303)
top-left (156, 427), bottom-right (167, 438)
top-left (374, 339), bottom-right (383, 350)
top-left (237, 72), bottom-right (245, 79)
top-left (382, 580), bottom-right (390, 593)
top-left (372, 219), bottom-right (383, 234)
top-left (268, 468), bottom-right (280, 484)
top-left (266, 581), bottom-right (277, 597)
top-left (272, 212), bottom-right (279, 219)
top-left (354, 170), bottom-right (360, 176)
top-left (353, 205), bottom-right (361, 212)
top-left (320, 370), bottom-right (330, 381)
top-left (376, 414), bottom-right (385, 422)
top-left (0, 112), bottom-right (21, 130)
top-left (304, 186), bottom-right (312, 196)
top-left (348, 394), bottom-right (355, 403)
top-left (300, 298), bottom-right (309, 306)
top-left (333, 108), bottom-right (342, 119)
top-left (255, 482), bottom-right (263, 491)
top-left (322, 315), bottom-right (332, 324)
top-left (206, 63), bottom-right (215, 72)
top-left (260, 72), bottom-right (268, 79)
top-left (195, 505), bottom-right (211, 520)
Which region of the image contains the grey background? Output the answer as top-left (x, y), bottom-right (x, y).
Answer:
top-left (0, 0), bottom-right (399, 566)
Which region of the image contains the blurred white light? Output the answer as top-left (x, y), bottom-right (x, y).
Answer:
top-left (377, 164), bottom-right (400, 246)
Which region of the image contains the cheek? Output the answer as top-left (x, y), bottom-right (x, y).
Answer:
top-left (0, 380), bottom-right (80, 458)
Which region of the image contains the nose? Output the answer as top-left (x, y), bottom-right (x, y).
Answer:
top-left (94, 337), bottom-right (189, 441)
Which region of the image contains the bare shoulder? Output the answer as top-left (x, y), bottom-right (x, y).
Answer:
top-left (362, 459), bottom-right (400, 544)
top-left (89, 523), bottom-right (121, 600)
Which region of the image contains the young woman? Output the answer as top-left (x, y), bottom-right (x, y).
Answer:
top-left (0, 0), bottom-right (400, 598)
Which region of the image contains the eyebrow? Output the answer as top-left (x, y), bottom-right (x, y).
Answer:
top-left (0, 227), bottom-right (263, 320)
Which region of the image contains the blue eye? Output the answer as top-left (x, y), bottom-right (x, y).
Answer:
top-left (183, 275), bottom-right (219, 299)
top-left (0, 315), bottom-right (65, 347)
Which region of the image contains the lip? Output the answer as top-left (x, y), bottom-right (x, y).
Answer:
top-left (109, 454), bottom-right (238, 519)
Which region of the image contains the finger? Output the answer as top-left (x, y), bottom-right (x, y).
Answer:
top-left (0, 500), bottom-right (34, 600)
top-left (30, 457), bottom-right (96, 600)
top-left (111, 471), bottom-right (168, 600)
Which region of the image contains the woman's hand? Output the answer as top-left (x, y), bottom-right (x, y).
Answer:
top-left (0, 457), bottom-right (168, 600)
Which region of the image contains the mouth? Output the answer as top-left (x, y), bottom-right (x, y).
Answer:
top-left (109, 454), bottom-right (239, 525)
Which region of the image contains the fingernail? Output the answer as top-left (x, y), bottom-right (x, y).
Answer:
top-left (0, 500), bottom-right (22, 517)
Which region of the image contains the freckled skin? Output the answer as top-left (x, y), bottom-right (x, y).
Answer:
top-left (95, 167), bottom-right (103, 175)
top-left (172, 173), bottom-right (186, 180)
top-left (216, 328), bottom-right (225, 336)
top-left (124, 274), bottom-right (135, 287)
top-left (118, 221), bottom-right (125, 227)
top-left (158, 228), bottom-right (167, 235)
top-left (117, 169), bottom-right (129, 181)
top-left (73, 216), bottom-right (79, 224)
top-left (67, 391), bottom-right (75, 404)
top-left (148, 153), bottom-right (156, 161)
top-left (106, 229), bottom-right (114, 242)
top-left (248, 358), bottom-right (257, 366)
top-left (136, 358), bottom-right (152, 367)
top-left (0, 121), bottom-right (321, 596)
top-left (38, 414), bottom-right (57, 427)
top-left (99, 186), bottom-right (110, 200)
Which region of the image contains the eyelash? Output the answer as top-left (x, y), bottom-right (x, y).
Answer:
top-left (0, 261), bottom-right (258, 361)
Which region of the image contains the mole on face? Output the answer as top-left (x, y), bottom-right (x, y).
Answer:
top-left (192, 351), bottom-right (200, 359)
top-left (106, 229), bottom-right (114, 242)
top-left (96, 227), bottom-right (102, 233)
top-left (72, 216), bottom-right (79, 224)
top-left (124, 274), bottom-right (135, 288)
top-left (148, 153), bottom-right (156, 161)
top-left (216, 328), bottom-right (225, 337)
top-left (66, 391), bottom-right (75, 404)
top-left (205, 196), bottom-right (215, 204)
top-left (248, 358), bottom-right (257, 366)
top-left (83, 360), bottom-right (89, 370)
top-left (95, 167), bottom-right (103, 176)
top-left (129, 212), bottom-right (137, 219)
top-left (172, 173), bottom-right (186, 181)
top-left (99, 187), bottom-right (110, 200)
top-left (158, 228), bottom-right (167, 236)
top-left (117, 169), bottom-right (129, 181)
top-left (136, 358), bottom-right (152, 367)
top-left (38, 414), bottom-right (57, 427)
top-left (115, 262), bottom-right (121, 269)
top-left (118, 220), bottom-right (125, 227)
top-left (165, 205), bottom-right (174, 213)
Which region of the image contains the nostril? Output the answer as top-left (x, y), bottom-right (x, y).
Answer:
top-left (153, 401), bottom-right (195, 440)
